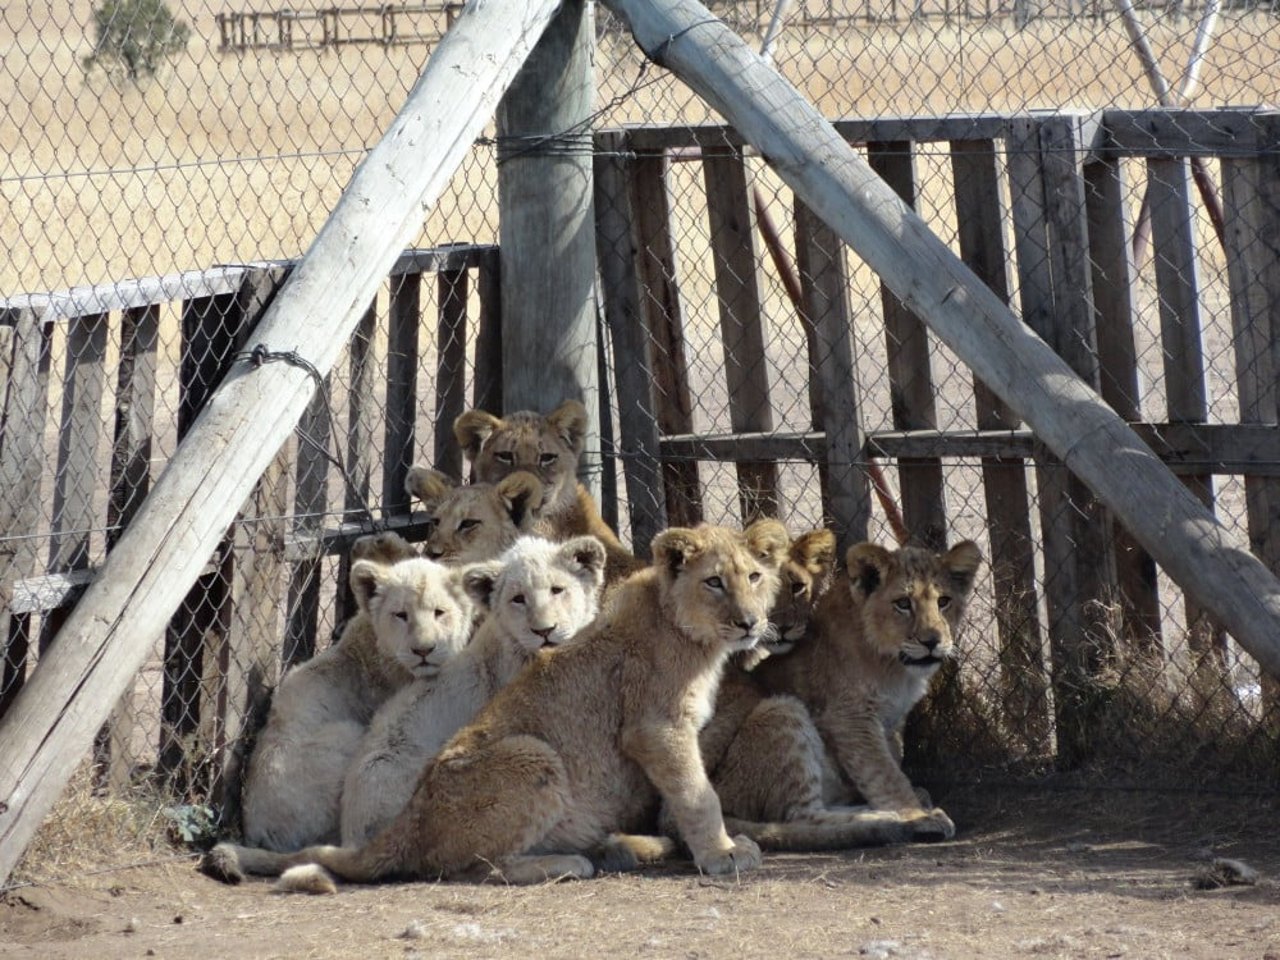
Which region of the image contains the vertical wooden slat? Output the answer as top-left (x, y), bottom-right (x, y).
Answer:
top-left (703, 148), bottom-right (779, 521)
top-left (1084, 151), bottom-right (1163, 648)
top-left (633, 151), bottom-right (702, 526)
top-left (1148, 156), bottom-right (1224, 662)
top-left (793, 198), bottom-right (871, 548)
top-left (158, 290), bottom-right (242, 785)
top-left (472, 248), bottom-right (503, 417)
top-left (1011, 112), bottom-right (1119, 768)
top-left (334, 301), bottom-right (379, 627)
top-left (40, 312), bottom-right (109, 652)
top-left (283, 384), bottom-right (331, 667)
top-left (866, 140), bottom-right (946, 549)
top-left (594, 130), bottom-right (668, 556)
top-left (97, 304), bottom-right (159, 791)
top-left (1221, 114), bottom-right (1280, 723)
top-left (951, 137), bottom-right (1049, 750)
top-left (434, 268), bottom-right (468, 480)
top-left (213, 266), bottom-right (291, 822)
top-left (383, 271), bottom-right (421, 517)
top-left (0, 309), bottom-right (51, 719)
top-left (596, 308), bottom-right (620, 533)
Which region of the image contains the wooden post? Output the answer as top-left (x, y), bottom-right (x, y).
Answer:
top-left (434, 268), bottom-right (469, 480)
top-left (599, 0), bottom-right (1280, 689)
top-left (333, 301), bottom-right (379, 626)
top-left (496, 0), bottom-right (600, 499)
top-left (594, 130), bottom-right (668, 556)
top-left (0, 0), bottom-right (563, 885)
top-left (383, 271), bottom-right (421, 516)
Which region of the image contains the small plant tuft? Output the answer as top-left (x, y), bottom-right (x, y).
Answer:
top-left (83, 0), bottom-right (191, 82)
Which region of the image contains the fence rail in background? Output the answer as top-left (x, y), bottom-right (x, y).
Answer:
top-left (214, 3), bottom-right (463, 53)
top-left (0, 244), bottom-right (499, 812)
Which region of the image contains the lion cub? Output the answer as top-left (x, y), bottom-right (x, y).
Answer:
top-left (753, 539), bottom-right (983, 838)
top-left (240, 538), bottom-right (474, 852)
top-left (454, 399), bottom-right (644, 583)
top-left (405, 466), bottom-right (544, 564)
top-left (203, 521), bottom-right (786, 887)
top-left (339, 535), bottom-right (606, 845)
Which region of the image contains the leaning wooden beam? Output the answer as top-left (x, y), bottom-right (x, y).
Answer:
top-left (0, 0), bottom-right (561, 886)
top-left (599, 0), bottom-right (1280, 677)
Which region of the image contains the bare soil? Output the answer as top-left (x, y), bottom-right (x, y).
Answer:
top-left (3, 789), bottom-right (1278, 960)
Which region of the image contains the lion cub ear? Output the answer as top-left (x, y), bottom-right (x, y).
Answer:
top-left (791, 529), bottom-right (837, 575)
top-left (350, 559), bottom-right (391, 612)
top-left (743, 518), bottom-right (789, 569)
top-left (845, 543), bottom-right (895, 599)
top-left (454, 409), bottom-right (504, 462)
top-left (497, 471), bottom-right (545, 529)
top-left (651, 527), bottom-right (703, 579)
top-left (546, 399), bottom-right (588, 456)
top-left (350, 531), bottom-right (417, 565)
top-left (405, 466), bottom-right (457, 505)
top-left (461, 561), bottom-right (506, 610)
top-left (944, 540), bottom-right (983, 596)
top-left (556, 535), bottom-right (607, 586)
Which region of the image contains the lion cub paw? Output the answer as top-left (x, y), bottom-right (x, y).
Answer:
top-left (696, 835), bottom-right (763, 877)
top-left (905, 806), bottom-right (956, 842)
top-left (199, 844), bottom-right (244, 885)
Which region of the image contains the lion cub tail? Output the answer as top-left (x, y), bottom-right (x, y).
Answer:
top-left (723, 811), bottom-right (910, 851)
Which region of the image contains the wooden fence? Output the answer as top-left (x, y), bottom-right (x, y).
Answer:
top-left (215, 3), bottom-right (463, 54)
top-left (2, 107), bottom-right (1278, 816)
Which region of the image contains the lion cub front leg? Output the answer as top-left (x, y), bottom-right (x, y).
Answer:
top-left (825, 705), bottom-right (955, 840)
top-left (622, 724), bottom-right (762, 876)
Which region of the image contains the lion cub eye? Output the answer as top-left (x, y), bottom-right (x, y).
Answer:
top-left (704, 576), bottom-right (724, 591)
top-left (511, 593), bottom-right (526, 606)
top-left (458, 518), bottom-right (481, 533)
top-left (434, 608), bottom-right (446, 619)
top-left (494, 451), bottom-right (515, 464)
top-left (748, 571), bottom-right (762, 584)
top-left (790, 580), bottom-right (807, 596)
top-left (892, 597), bottom-right (912, 614)
top-left (550, 585), bottom-right (565, 596)
top-left (937, 595), bottom-right (952, 610)
top-left (393, 610), bottom-right (409, 622)
top-left (538, 452), bottom-right (558, 466)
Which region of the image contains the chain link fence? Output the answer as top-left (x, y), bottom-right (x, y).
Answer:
top-left (3, 0), bottom-right (1279, 884)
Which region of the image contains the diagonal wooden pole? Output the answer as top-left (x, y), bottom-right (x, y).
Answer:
top-left (599, 0), bottom-right (1280, 677)
top-left (0, 0), bottom-right (564, 886)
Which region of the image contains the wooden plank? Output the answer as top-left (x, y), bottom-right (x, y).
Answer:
top-left (594, 130), bottom-right (667, 556)
top-left (632, 150), bottom-right (702, 526)
top-left (1084, 153), bottom-right (1163, 647)
top-left (703, 148), bottom-right (780, 520)
top-left (334, 301), bottom-right (379, 626)
top-left (1221, 114), bottom-right (1280, 719)
top-left (383, 271), bottom-right (420, 517)
top-left (950, 137), bottom-right (1049, 749)
top-left (793, 199), bottom-right (870, 546)
top-left (1147, 155), bottom-right (1224, 662)
top-left (40, 312), bottom-right (109, 653)
top-left (472, 247), bottom-right (503, 418)
top-left (867, 140), bottom-right (945, 549)
top-left (283, 380), bottom-right (331, 667)
top-left (1, 268), bottom-right (248, 319)
top-left (0, 0), bottom-right (566, 886)
top-left (98, 304), bottom-right (160, 792)
top-left (0, 310), bottom-right (51, 719)
top-left (497, 0), bottom-right (600, 501)
top-left (1101, 108), bottom-right (1263, 159)
top-left (434, 267), bottom-right (468, 480)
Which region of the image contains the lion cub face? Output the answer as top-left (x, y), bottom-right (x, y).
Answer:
top-left (652, 519), bottom-right (789, 651)
top-left (453, 400), bottom-right (587, 512)
top-left (765, 528), bottom-right (838, 655)
top-left (846, 540), bottom-right (982, 670)
top-left (464, 535), bottom-right (607, 653)
top-left (406, 467), bottom-right (544, 564)
top-left (350, 557), bottom-right (475, 679)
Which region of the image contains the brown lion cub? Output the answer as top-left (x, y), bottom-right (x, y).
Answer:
top-left (454, 399), bottom-right (644, 583)
top-left (405, 466), bottom-right (543, 563)
top-left (202, 521), bottom-right (787, 888)
top-left (753, 539), bottom-right (983, 839)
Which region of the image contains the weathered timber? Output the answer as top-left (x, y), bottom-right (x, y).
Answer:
top-left (383, 271), bottom-right (420, 517)
top-left (434, 268), bottom-right (468, 480)
top-left (599, 0), bottom-right (1280, 694)
top-left (625, 114), bottom-right (1012, 153)
top-left (333, 301), bottom-right (379, 625)
top-left (594, 130), bottom-right (668, 555)
top-left (0, 0), bottom-right (564, 886)
top-left (1101, 108), bottom-right (1263, 159)
top-left (497, 0), bottom-right (600, 499)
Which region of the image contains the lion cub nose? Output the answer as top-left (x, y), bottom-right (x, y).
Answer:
top-left (532, 626), bottom-right (555, 641)
top-left (920, 633), bottom-right (941, 651)
top-left (411, 641), bottom-right (436, 658)
top-left (734, 617), bottom-right (758, 634)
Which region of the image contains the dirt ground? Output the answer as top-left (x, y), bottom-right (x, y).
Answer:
top-left (2, 788), bottom-right (1278, 960)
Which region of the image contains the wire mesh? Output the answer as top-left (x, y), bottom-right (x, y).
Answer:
top-left (2, 0), bottom-right (1279, 886)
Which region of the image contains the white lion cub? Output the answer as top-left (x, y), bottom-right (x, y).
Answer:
top-left (241, 548), bottom-right (475, 852)
top-left (339, 535), bottom-right (606, 846)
